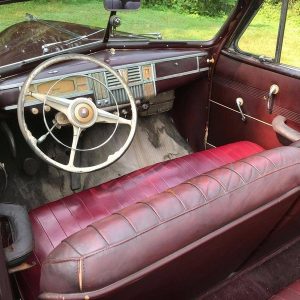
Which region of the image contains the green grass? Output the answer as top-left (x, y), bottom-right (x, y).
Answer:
top-left (0, 0), bottom-right (299, 68)
top-left (238, 2), bottom-right (300, 68)
top-left (0, 0), bottom-right (227, 41)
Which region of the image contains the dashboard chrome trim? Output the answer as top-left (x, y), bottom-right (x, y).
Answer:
top-left (1, 52), bottom-right (208, 110)
top-left (0, 53), bottom-right (207, 91)
top-left (156, 67), bottom-right (209, 81)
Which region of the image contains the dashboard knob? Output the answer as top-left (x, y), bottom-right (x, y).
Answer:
top-left (207, 57), bottom-right (215, 64)
top-left (31, 107), bottom-right (39, 115)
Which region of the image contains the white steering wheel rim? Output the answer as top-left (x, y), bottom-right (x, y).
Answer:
top-left (17, 54), bottom-right (137, 173)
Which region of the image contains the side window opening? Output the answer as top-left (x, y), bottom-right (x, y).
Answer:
top-left (234, 0), bottom-right (299, 69)
top-left (237, 1), bottom-right (281, 60)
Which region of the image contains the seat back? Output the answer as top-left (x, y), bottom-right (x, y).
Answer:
top-left (39, 146), bottom-right (300, 299)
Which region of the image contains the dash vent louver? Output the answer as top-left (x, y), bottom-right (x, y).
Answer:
top-left (127, 66), bottom-right (142, 83)
top-left (106, 66), bottom-right (142, 88)
top-left (105, 72), bottom-right (120, 88)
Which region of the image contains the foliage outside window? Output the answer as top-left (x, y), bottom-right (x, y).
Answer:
top-left (238, 1), bottom-right (281, 59)
top-left (237, 0), bottom-right (300, 69)
top-left (281, 2), bottom-right (300, 68)
top-left (0, 0), bottom-right (238, 42)
top-left (126, 0), bottom-right (237, 40)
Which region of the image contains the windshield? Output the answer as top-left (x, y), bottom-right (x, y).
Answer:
top-left (0, 0), bottom-right (237, 70)
top-left (0, 1), bottom-right (112, 69)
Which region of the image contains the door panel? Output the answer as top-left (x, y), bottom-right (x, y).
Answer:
top-left (209, 102), bottom-right (287, 149)
top-left (208, 52), bottom-right (300, 149)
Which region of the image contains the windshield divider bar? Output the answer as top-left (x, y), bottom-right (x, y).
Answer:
top-left (275, 0), bottom-right (288, 63)
top-left (103, 11), bottom-right (116, 44)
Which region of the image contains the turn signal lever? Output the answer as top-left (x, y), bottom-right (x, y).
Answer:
top-left (267, 84), bottom-right (279, 114)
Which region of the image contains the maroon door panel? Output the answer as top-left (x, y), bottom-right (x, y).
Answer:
top-left (208, 52), bottom-right (300, 149)
top-left (209, 102), bottom-right (284, 149)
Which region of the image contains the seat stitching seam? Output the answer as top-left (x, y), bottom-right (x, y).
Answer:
top-left (88, 190), bottom-right (111, 216)
top-left (172, 158), bottom-right (195, 176)
top-left (78, 258), bottom-right (83, 292)
top-left (221, 166), bottom-right (246, 184)
top-left (32, 249), bottom-right (41, 267)
top-left (166, 189), bottom-right (187, 210)
top-left (198, 174), bottom-right (227, 192)
top-left (43, 162), bottom-right (300, 263)
top-left (184, 182), bottom-right (208, 202)
top-left (126, 174), bottom-right (149, 200)
top-left (142, 172), bottom-right (161, 194)
top-left (113, 212), bottom-right (137, 233)
top-left (31, 211), bottom-right (55, 248)
top-left (239, 160), bottom-right (262, 176)
top-left (48, 205), bottom-right (68, 238)
top-left (118, 177), bottom-right (135, 205)
top-left (206, 149), bottom-right (227, 164)
top-left (61, 199), bottom-right (83, 229)
top-left (44, 181), bottom-right (300, 264)
top-left (155, 170), bottom-right (172, 189)
top-left (136, 202), bottom-right (162, 222)
top-left (76, 194), bottom-right (95, 221)
top-left (88, 224), bottom-right (110, 246)
top-left (131, 170), bottom-right (161, 194)
top-left (255, 154), bottom-right (277, 168)
top-left (180, 156), bottom-right (202, 175)
top-left (62, 240), bottom-right (82, 256)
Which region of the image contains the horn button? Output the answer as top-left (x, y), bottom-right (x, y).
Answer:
top-left (75, 103), bottom-right (94, 123)
top-left (68, 98), bottom-right (98, 128)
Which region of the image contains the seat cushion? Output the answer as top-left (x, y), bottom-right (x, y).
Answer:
top-left (17, 141), bottom-right (264, 300)
top-left (271, 279), bottom-right (300, 299)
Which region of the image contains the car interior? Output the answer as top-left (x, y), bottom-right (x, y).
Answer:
top-left (0, 0), bottom-right (300, 299)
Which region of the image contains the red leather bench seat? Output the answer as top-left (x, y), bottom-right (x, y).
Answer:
top-left (30, 141), bottom-right (264, 261)
top-left (37, 145), bottom-right (300, 299)
top-left (271, 280), bottom-right (300, 299)
top-left (17, 141), bottom-right (265, 299)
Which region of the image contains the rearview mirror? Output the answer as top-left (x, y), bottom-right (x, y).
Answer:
top-left (104, 0), bottom-right (141, 11)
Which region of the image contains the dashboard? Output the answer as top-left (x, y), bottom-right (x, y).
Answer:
top-left (0, 49), bottom-right (209, 116)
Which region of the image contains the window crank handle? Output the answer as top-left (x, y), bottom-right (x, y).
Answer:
top-left (236, 97), bottom-right (246, 122)
top-left (267, 84), bottom-right (279, 114)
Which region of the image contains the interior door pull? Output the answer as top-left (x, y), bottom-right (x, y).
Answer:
top-left (272, 115), bottom-right (300, 142)
top-left (267, 84), bottom-right (279, 114)
top-left (236, 98), bottom-right (246, 122)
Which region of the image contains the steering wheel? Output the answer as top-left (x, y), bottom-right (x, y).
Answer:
top-left (17, 54), bottom-right (137, 173)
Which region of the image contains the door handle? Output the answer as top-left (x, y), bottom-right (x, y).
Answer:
top-left (236, 98), bottom-right (246, 122)
top-left (267, 84), bottom-right (279, 114)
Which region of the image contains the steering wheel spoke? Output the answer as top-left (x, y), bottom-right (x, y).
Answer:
top-left (96, 108), bottom-right (132, 126)
top-left (29, 92), bottom-right (70, 114)
top-left (68, 126), bottom-right (82, 168)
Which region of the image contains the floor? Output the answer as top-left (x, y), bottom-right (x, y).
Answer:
top-left (0, 113), bottom-right (192, 210)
